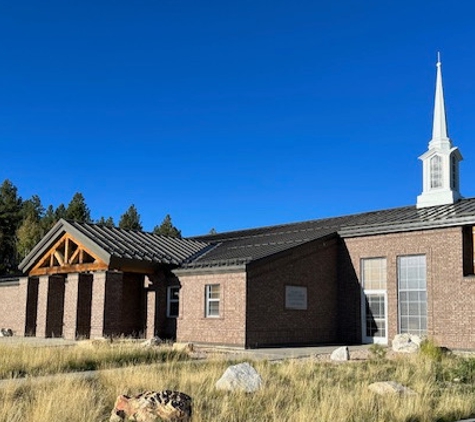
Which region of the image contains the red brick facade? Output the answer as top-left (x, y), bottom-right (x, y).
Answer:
top-left (2, 225), bottom-right (475, 349)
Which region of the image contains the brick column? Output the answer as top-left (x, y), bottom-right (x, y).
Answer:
top-left (90, 271), bottom-right (107, 338)
top-left (90, 271), bottom-right (123, 338)
top-left (16, 277), bottom-right (29, 336)
top-left (36, 275), bottom-right (50, 338)
top-left (146, 289), bottom-right (157, 339)
top-left (63, 273), bottom-right (80, 340)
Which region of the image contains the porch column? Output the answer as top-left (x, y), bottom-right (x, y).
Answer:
top-left (145, 276), bottom-right (157, 339)
top-left (63, 273), bottom-right (80, 340)
top-left (90, 271), bottom-right (123, 338)
top-left (16, 277), bottom-right (29, 336)
top-left (36, 275), bottom-right (49, 338)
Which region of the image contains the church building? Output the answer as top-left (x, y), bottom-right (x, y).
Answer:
top-left (2, 57), bottom-right (475, 349)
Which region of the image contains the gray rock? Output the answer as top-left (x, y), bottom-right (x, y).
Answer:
top-left (141, 336), bottom-right (163, 347)
top-left (368, 381), bottom-right (417, 396)
top-left (215, 362), bottom-right (262, 393)
top-left (330, 346), bottom-right (350, 361)
top-left (392, 333), bottom-right (423, 353)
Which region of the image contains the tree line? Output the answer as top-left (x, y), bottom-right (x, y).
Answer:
top-left (0, 179), bottom-right (181, 276)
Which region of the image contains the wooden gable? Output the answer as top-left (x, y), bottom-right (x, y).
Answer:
top-left (29, 233), bottom-right (108, 276)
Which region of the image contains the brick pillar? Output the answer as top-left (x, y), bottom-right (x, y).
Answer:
top-left (15, 277), bottom-right (29, 336)
top-left (36, 275), bottom-right (49, 338)
top-left (90, 271), bottom-right (107, 338)
top-left (145, 277), bottom-right (157, 339)
top-left (90, 271), bottom-right (123, 338)
top-left (63, 273), bottom-right (80, 340)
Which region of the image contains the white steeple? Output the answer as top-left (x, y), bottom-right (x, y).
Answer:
top-left (416, 54), bottom-right (463, 208)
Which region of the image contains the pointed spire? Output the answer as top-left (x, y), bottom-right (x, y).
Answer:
top-left (431, 52), bottom-right (450, 144)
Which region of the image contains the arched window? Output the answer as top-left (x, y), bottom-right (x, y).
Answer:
top-left (430, 155), bottom-right (443, 189)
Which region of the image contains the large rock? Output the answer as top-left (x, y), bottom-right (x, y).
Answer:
top-left (368, 381), bottom-right (416, 396)
top-left (392, 333), bottom-right (423, 353)
top-left (330, 346), bottom-right (350, 361)
top-left (110, 390), bottom-right (192, 422)
top-left (215, 362), bottom-right (262, 393)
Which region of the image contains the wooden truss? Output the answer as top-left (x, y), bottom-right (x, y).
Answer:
top-left (30, 233), bottom-right (108, 276)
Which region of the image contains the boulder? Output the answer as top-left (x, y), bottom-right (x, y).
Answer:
top-left (392, 333), bottom-right (423, 353)
top-left (172, 342), bottom-right (194, 353)
top-left (330, 346), bottom-right (350, 361)
top-left (141, 337), bottom-right (163, 347)
top-left (110, 390), bottom-right (192, 422)
top-left (215, 362), bottom-right (262, 393)
top-left (368, 381), bottom-right (416, 396)
top-left (0, 328), bottom-right (13, 337)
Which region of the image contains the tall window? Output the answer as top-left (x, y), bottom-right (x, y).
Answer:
top-left (167, 286), bottom-right (180, 318)
top-left (398, 255), bottom-right (427, 336)
top-left (451, 155), bottom-right (458, 189)
top-left (205, 284), bottom-right (220, 318)
top-left (361, 258), bottom-right (387, 343)
top-left (430, 155), bottom-right (443, 188)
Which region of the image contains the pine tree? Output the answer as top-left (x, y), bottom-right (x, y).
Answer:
top-left (16, 194), bottom-right (46, 261)
top-left (42, 205), bottom-right (57, 232)
top-left (96, 216), bottom-right (115, 227)
top-left (65, 192), bottom-right (91, 223)
top-left (153, 214), bottom-right (182, 238)
top-left (0, 180), bottom-right (23, 274)
top-left (55, 204), bottom-right (67, 220)
top-left (119, 205), bottom-right (143, 230)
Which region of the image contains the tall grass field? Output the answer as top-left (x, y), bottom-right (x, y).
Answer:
top-left (1, 340), bottom-right (475, 421)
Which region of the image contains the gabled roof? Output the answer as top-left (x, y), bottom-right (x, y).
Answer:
top-left (183, 197), bottom-right (475, 269)
top-left (19, 219), bottom-right (210, 275)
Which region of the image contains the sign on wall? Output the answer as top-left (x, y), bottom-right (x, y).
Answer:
top-left (285, 285), bottom-right (308, 310)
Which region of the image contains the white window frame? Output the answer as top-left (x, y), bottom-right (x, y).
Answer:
top-left (361, 257), bottom-right (388, 345)
top-left (205, 284), bottom-right (220, 318)
top-left (430, 155), bottom-right (443, 189)
top-left (166, 286), bottom-right (180, 318)
top-left (398, 255), bottom-right (427, 336)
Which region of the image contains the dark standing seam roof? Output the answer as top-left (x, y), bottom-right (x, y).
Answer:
top-left (183, 198), bottom-right (475, 269)
top-left (67, 221), bottom-right (209, 266)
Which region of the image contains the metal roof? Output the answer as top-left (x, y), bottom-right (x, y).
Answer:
top-left (19, 198), bottom-right (475, 274)
top-left (183, 198), bottom-right (475, 268)
top-left (19, 219), bottom-right (210, 273)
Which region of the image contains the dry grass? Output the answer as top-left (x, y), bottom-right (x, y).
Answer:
top-left (1, 342), bottom-right (475, 421)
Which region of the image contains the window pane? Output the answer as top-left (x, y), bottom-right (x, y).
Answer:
top-left (206, 284), bottom-right (220, 317)
top-left (398, 255), bottom-right (427, 336)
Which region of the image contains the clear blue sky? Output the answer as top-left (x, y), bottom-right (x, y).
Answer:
top-left (1, 1), bottom-right (475, 236)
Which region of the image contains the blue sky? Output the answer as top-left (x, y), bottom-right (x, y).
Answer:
top-left (1, 1), bottom-right (475, 236)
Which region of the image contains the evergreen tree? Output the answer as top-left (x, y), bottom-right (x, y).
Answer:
top-left (65, 192), bottom-right (91, 223)
top-left (119, 205), bottom-right (143, 230)
top-left (16, 194), bottom-right (46, 261)
top-left (0, 180), bottom-right (23, 274)
top-left (96, 216), bottom-right (115, 227)
top-left (55, 204), bottom-right (67, 220)
top-left (209, 228), bottom-right (217, 235)
top-left (42, 205), bottom-right (57, 232)
top-left (153, 214), bottom-right (182, 238)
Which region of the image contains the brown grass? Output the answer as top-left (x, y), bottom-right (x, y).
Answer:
top-left (1, 342), bottom-right (475, 421)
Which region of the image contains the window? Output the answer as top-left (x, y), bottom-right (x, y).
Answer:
top-left (361, 258), bottom-right (387, 343)
top-left (451, 155), bottom-right (458, 189)
top-left (398, 255), bottom-right (427, 336)
top-left (167, 286), bottom-right (180, 318)
top-left (463, 226), bottom-right (475, 276)
top-left (430, 155), bottom-right (443, 189)
top-left (205, 284), bottom-right (220, 317)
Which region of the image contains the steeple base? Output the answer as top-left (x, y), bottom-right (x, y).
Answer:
top-left (416, 190), bottom-right (462, 209)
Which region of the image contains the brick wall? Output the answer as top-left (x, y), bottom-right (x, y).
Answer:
top-left (342, 226), bottom-right (475, 349)
top-left (0, 279), bottom-right (26, 334)
top-left (175, 269), bottom-right (247, 347)
top-left (246, 236), bottom-right (339, 347)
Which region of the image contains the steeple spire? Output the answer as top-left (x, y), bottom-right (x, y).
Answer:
top-left (417, 54), bottom-right (463, 208)
top-left (431, 52), bottom-right (450, 144)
